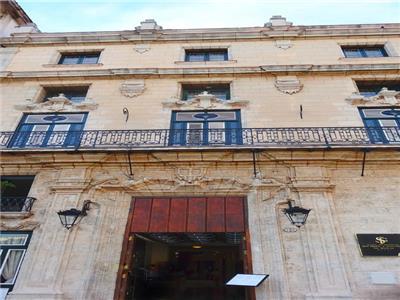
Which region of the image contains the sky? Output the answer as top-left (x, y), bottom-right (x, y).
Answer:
top-left (18, 0), bottom-right (400, 32)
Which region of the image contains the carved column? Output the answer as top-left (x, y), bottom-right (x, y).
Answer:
top-left (247, 177), bottom-right (290, 300)
top-left (282, 168), bottom-right (352, 299)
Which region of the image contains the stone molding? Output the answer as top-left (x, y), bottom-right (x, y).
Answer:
top-left (345, 88), bottom-right (400, 105)
top-left (3, 24), bottom-right (399, 46)
top-left (0, 219), bottom-right (40, 230)
top-left (162, 91), bottom-right (249, 109)
top-left (3, 63), bottom-right (399, 79)
top-left (14, 94), bottom-right (98, 112)
top-left (274, 75), bottom-right (303, 94)
top-left (119, 80), bottom-right (145, 97)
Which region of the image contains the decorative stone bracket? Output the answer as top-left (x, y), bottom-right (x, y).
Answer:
top-left (345, 88), bottom-right (400, 105)
top-left (274, 76), bottom-right (303, 94)
top-left (14, 94), bottom-right (98, 112)
top-left (162, 91), bottom-right (249, 109)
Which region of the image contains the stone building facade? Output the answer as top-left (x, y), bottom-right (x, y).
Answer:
top-left (0, 3), bottom-right (399, 300)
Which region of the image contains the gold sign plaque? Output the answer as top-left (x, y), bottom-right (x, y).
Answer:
top-left (356, 234), bottom-right (400, 256)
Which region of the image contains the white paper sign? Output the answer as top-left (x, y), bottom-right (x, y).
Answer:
top-left (226, 274), bottom-right (269, 287)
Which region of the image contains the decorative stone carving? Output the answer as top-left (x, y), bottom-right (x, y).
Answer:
top-left (92, 169), bottom-right (251, 192)
top-left (135, 19), bottom-right (162, 33)
top-left (134, 44), bottom-right (151, 54)
top-left (264, 15), bottom-right (293, 27)
top-left (345, 88), bottom-right (400, 105)
top-left (162, 91), bottom-right (249, 109)
top-left (14, 94), bottom-right (98, 112)
top-left (0, 219), bottom-right (40, 230)
top-left (1, 212), bottom-right (33, 219)
top-left (275, 40), bottom-right (292, 50)
top-left (119, 80), bottom-right (145, 97)
top-left (274, 76), bottom-right (303, 94)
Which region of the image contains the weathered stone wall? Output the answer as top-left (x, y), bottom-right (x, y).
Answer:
top-left (3, 37), bottom-right (400, 71)
top-left (1, 150), bottom-right (399, 299)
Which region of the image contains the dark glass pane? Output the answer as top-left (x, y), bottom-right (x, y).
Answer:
top-left (186, 53), bottom-right (206, 62)
top-left (60, 56), bottom-right (80, 64)
top-left (44, 86), bottom-right (88, 103)
top-left (364, 48), bottom-right (387, 57)
top-left (82, 55), bottom-right (99, 64)
top-left (0, 176), bottom-right (34, 198)
top-left (343, 48), bottom-right (362, 58)
top-left (182, 84), bottom-right (230, 100)
top-left (357, 81), bottom-right (400, 97)
top-left (209, 52), bottom-right (227, 61)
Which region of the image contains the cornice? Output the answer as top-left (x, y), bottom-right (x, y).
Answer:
top-left (0, 23), bottom-right (399, 46)
top-left (1, 63), bottom-right (399, 80)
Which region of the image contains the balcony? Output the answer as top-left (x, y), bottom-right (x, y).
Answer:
top-left (0, 196), bottom-right (36, 212)
top-left (0, 127), bottom-right (399, 151)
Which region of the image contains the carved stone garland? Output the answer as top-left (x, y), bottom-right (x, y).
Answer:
top-left (162, 91), bottom-right (249, 109)
top-left (345, 87), bottom-right (400, 105)
top-left (14, 94), bottom-right (98, 112)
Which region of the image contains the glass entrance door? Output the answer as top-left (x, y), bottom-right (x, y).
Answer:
top-left (170, 110), bottom-right (242, 146)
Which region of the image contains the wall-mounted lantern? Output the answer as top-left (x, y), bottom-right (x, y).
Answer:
top-left (57, 200), bottom-right (94, 230)
top-left (283, 200), bottom-right (311, 228)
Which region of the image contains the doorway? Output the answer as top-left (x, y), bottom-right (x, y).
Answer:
top-left (115, 197), bottom-right (252, 300)
top-left (126, 233), bottom-right (245, 300)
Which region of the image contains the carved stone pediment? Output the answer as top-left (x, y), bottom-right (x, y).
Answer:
top-left (274, 76), bottom-right (303, 94)
top-left (14, 94), bottom-right (98, 112)
top-left (120, 80), bottom-right (145, 97)
top-left (345, 88), bottom-right (400, 105)
top-left (162, 91), bottom-right (249, 109)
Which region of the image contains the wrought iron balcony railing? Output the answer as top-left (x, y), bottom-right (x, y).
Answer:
top-left (0, 196), bottom-right (36, 212)
top-left (0, 127), bottom-right (399, 150)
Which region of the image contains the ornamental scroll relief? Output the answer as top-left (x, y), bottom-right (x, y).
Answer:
top-left (14, 94), bottom-right (98, 112)
top-left (162, 91), bottom-right (249, 110)
top-left (274, 76), bottom-right (303, 94)
top-left (345, 88), bottom-right (400, 105)
top-left (120, 80), bottom-right (145, 98)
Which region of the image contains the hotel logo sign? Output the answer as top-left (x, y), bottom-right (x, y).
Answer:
top-left (356, 234), bottom-right (400, 256)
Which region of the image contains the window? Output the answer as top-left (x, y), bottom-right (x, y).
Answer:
top-left (342, 46), bottom-right (388, 58)
top-left (44, 86), bottom-right (89, 103)
top-left (58, 52), bottom-right (100, 64)
top-left (0, 231), bottom-right (32, 292)
top-left (356, 81), bottom-right (400, 97)
top-left (170, 110), bottom-right (242, 146)
top-left (181, 83), bottom-right (231, 100)
top-left (10, 113), bottom-right (88, 149)
top-left (359, 107), bottom-right (400, 144)
top-left (0, 176), bottom-right (35, 212)
top-left (185, 49), bottom-right (228, 62)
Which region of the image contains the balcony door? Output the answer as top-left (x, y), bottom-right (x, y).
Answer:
top-left (170, 110), bottom-right (242, 146)
top-left (359, 107), bottom-right (400, 144)
top-left (11, 113), bottom-right (87, 148)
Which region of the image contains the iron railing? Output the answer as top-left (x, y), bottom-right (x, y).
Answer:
top-left (0, 127), bottom-right (399, 150)
top-left (0, 196), bottom-right (36, 212)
